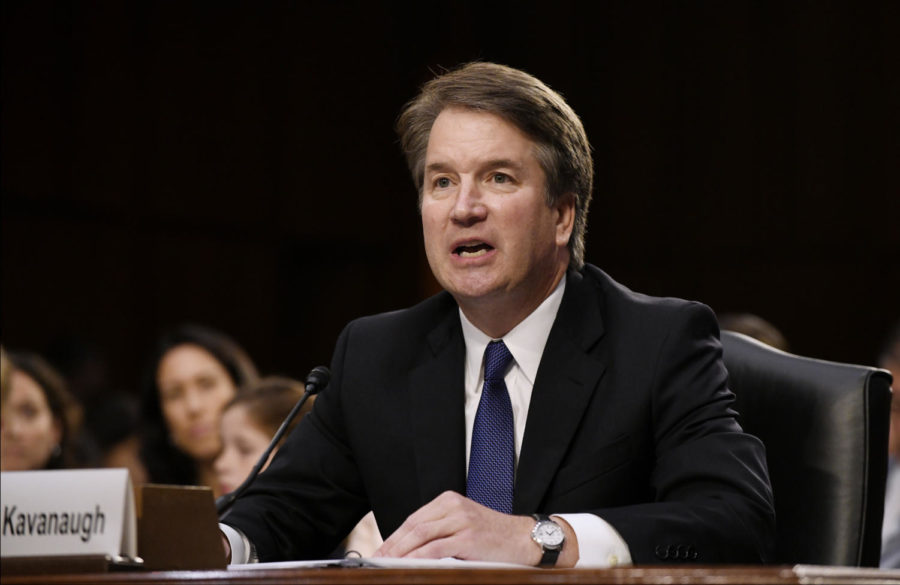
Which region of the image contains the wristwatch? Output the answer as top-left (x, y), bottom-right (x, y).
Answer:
top-left (530, 514), bottom-right (565, 567)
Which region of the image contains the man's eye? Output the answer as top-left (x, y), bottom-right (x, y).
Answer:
top-left (492, 173), bottom-right (509, 184)
top-left (435, 177), bottom-right (451, 189)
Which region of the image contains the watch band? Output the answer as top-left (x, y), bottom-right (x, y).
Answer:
top-left (532, 514), bottom-right (562, 567)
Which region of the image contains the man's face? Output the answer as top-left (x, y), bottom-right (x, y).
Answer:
top-left (421, 108), bottom-right (573, 316)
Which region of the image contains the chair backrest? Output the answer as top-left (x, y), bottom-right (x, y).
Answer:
top-left (721, 331), bottom-right (893, 567)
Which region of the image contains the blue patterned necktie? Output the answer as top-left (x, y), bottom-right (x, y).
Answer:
top-left (466, 340), bottom-right (515, 514)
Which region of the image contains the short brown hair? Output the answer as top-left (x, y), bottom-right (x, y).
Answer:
top-left (225, 376), bottom-right (311, 446)
top-left (396, 62), bottom-right (593, 269)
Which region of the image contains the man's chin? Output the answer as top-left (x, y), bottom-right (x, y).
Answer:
top-left (444, 282), bottom-right (504, 304)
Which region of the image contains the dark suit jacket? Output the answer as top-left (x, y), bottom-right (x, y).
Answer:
top-left (224, 265), bottom-right (776, 563)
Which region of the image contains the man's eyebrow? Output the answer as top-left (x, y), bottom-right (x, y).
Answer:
top-left (425, 161), bottom-right (454, 175)
top-left (424, 159), bottom-right (526, 175)
top-left (480, 159), bottom-right (525, 172)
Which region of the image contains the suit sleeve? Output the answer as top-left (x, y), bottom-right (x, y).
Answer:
top-left (596, 302), bottom-right (776, 564)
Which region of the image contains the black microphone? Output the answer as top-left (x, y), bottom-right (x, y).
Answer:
top-left (216, 366), bottom-right (331, 519)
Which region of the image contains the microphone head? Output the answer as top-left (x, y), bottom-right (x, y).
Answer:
top-left (304, 366), bottom-right (331, 395)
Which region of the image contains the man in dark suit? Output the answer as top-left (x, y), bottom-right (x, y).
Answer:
top-left (221, 62), bottom-right (775, 567)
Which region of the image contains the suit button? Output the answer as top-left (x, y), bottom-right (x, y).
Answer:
top-left (676, 545), bottom-right (688, 560)
top-left (654, 545), bottom-right (668, 560)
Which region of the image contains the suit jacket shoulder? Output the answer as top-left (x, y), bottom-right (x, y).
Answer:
top-left (527, 263), bottom-right (775, 563)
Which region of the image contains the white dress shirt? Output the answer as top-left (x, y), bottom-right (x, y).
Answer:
top-left (459, 277), bottom-right (631, 568)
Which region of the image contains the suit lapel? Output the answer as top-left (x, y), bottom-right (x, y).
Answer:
top-left (409, 306), bottom-right (468, 504)
top-left (514, 270), bottom-right (608, 513)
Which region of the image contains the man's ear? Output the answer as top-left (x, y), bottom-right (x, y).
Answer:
top-left (554, 193), bottom-right (576, 247)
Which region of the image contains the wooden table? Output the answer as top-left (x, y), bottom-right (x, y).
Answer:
top-left (4, 565), bottom-right (899, 585)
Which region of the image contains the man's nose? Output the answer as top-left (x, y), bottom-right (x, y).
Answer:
top-left (450, 179), bottom-right (487, 225)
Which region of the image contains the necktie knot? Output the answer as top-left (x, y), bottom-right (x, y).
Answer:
top-left (484, 340), bottom-right (513, 382)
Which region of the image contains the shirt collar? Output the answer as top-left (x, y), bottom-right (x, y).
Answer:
top-left (459, 276), bottom-right (567, 385)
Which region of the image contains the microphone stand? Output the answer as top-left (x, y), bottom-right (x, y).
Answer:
top-left (216, 366), bottom-right (331, 519)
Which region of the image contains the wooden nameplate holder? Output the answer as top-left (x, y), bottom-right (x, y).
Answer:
top-left (137, 484), bottom-right (226, 571)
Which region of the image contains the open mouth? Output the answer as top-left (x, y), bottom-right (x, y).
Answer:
top-left (453, 242), bottom-right (493, 258)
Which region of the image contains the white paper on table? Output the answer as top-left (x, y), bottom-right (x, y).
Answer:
top-left (230, 557), bottom-right (536, 570)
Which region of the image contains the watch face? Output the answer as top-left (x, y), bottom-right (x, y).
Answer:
top-left (534, 521), bottom-right (565, 547)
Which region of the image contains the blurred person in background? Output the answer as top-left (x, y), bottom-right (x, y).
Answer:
top-left (140, 324), bottom-right (257, 498)
top-left (1, 350), bottom-right (85, 470)
top-left (717, 313), bottom-right (789, 352)
top-left (1, 347), bottom-right (10, 394)
top-left (215, 376), bottom-right (383, 557)
top-left (880, 321), bottom-right (900, 569)
top-left (214, 376), bottom-right (311, 496)
top-left (93, 391), bottom-right (149, 485)
top-left (44, 335), bottom-right (115, 463)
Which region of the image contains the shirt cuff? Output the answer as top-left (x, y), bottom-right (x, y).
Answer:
top-left (554, 513), bottom-right (633, 568)
top-left (220, 523), bottom-right (258, 565)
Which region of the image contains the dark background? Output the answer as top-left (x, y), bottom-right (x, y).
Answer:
top-left (2, 1), bottom-right (898, 395)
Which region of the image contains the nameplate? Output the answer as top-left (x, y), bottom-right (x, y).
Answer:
top-left (0, 469), bottom-right (137, 560)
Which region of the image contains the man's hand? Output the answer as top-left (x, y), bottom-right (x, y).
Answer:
top-left (373, 491), bottom-right (578, 567)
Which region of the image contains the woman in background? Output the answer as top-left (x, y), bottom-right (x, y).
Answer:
top-left (1, 350), bottom-right (84, 471)
top-left (140, 324), bottom-right (257, 497)
top-left (215, 376), bottom-right (383, 557)
top-left (213, 376), bottom-right (310, 496)
top-left (880, 323), bottom-right (900, 569)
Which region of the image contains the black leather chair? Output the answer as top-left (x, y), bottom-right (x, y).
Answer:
top-left (721, 331), bottom-right (893, 567)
